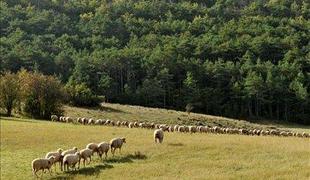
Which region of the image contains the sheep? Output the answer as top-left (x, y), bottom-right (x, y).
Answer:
top-left (154, 129), bottom-right (164, 143)
top-left (98, 142), bottom-right (110, 159)
top-left (110, 137), bottom-right (126, 156)
top-left (116, 121), bottom-right (121, 126)
top-left (79, 148), bottom-right (93, 167)
top-left (61, 147), bottom-right (78, 157)
top-left (302, 132), bottom-right (309, 138)
top-left (174, 125), bottom-right (179, 132)
top-left (95, 119), bottom-right (102, 125)
top-left (86, 143), bottom-right (99, 156)
top-left (88, 118), bottom-right (94, 125)
top-left (184, 126), bottom-right (190, 133)
top-left (81, 118), bottom-right (87, 125)
top-left (32, 156), bottom-right (55, 177)
top-left (63, 152), bottom-right (80, 171)
top-left (134, 122), bottom-right (138, 127)
top-left (51, 115), bottom-right (58, 122)
top-left (77, 117), bottom-right (82, 124)
top-left (128, 122), bottom-right (134, 128)
top-left (189, 126), bottom-right (197, 133)
top-left (45, 148), bottom-right (63, 172)
top-left (65, 117), bottom-right (73, 123)
top-left (168, 126), bottom-right (174, 132)
top-left (178, 126), bottom-right (185, 132)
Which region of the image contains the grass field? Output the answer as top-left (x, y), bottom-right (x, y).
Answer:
top-left (1, 116), bottom-right (310, 179)
top-left (64, 103), bottom-right (310, 133)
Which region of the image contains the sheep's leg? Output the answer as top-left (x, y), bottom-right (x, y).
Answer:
top-left (33, 170), bottom-right (39, 178)
top-left (48, 168), bottom-right (52, 175)
top-left (83, 159), bottom-right (86, 167)
top-left (105, 152), bottom-right (108, 159)
top-left (119, 147), bottom-right (121, 154)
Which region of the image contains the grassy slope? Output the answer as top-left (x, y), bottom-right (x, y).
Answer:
top-left (1, 117), bottom-right (310, 180)
top-left (64, 103), bottom-right (310, 133)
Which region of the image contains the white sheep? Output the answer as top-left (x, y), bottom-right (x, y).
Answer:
top-left (51, 115), bottom-right (58, 122)
top-left (63, 152), bottom-right (80, 171)
top-left (128, 122), bottom-right (134, 128)
top-left (32, 156), bottom-right (55, 177)
top-left (189, 126), bottom-right (197, 133)
top-left (45, 148), bottom-right (63, 172)
top-left (88, 118), bottom-right (94, 125)
top-left (86, 143), bottom-right (99, 156)
top-left (79, 148), bottom-right (93, 167)
top-left (154, 129), bottom-right (164, 143)
top-left (65, 117), bottom-right (73, 123)
top-left (98, 142), bottom-right (110, 159)
top-left (110, 137), bottom-right (126, 156)
top-left (61, 147), bottom-right (78, 157)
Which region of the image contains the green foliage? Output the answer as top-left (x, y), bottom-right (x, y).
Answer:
top-left (65, 81), bottom-right (99, 107)
top-left (18, 70), bottom-right (64, 119)
top-left (0, 72), bottom-right (20, 116)
top-left (0, 0), bottom-right (309, 123)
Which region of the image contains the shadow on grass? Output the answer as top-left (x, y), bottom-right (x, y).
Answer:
top-left (51, 152), bottom-right (147, 179)
top-left (168, 143), bottom-right (184, 147)
top-left (99, 105), bottom-right (128, 114)
top-left (105, 151), bottom-right (147, 163)
top-left (0, 117), bottom-right (41, 123)
top-left (51, 164), bottom-right (113, 179)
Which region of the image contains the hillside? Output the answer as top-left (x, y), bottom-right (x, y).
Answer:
top-left (1, 117), bottom-right (309, 179)
top-left (1, 0), bottom-right (309, 124)
top-left (64, 103), bottom-right (310, 133)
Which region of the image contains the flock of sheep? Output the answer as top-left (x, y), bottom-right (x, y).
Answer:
top-left (32, 114), bottom-right (308, 177)
top-left (51, 115), bottom-right (310, 138)
top-left (31, 138), bottom-right (126, 178)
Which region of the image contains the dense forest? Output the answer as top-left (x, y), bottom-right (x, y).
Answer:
top-left (0, 0), bottom-right (309, 124)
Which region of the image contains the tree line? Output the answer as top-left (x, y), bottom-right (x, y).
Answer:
top-left (0, 0), bottom-right (309, 124)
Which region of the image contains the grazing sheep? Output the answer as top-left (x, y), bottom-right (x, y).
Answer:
top-left (154, 129), bottom-right (164, 143)
top-left (178, 126), bottom-right (185, 132)
top-left (128, 122), bottom-right (134, 128)
top-left (63, 152), bottom-right (80, 171)
top-left (32, 156), bottom-right (55, 177)
top-left (134, 122), bottom-right (138, 127)
top-left (88, 119), bottom-right (94, 125)
top-left (51, 115), bottom-right (58, 122)
top-left (302, 132), bottom-right (309, 138)
top-left (77, 117), bottom-right (82, 124)
top-left (81, 118), bottom-right (87, 125)
top-left (79, 148), bottom-right (93, 167)
top-left (95, 119), bottom-right (102, 125)
top-left (116, 121), bottom-right (121, 126)
top-left (189, 126), bottom-right (197, 133)
top-left (65, 117), bottom-right (73, 123)
top-left (86, 143), bottom-right (99, 156)
top-left (110, 137), bottom-right (126, 156)
top-left (45, 148), bottom-right (63, 172)
top-left (174, 125), bottom-right (179, 132)
top-left (184, 126), bottom-right (190, 133)
top-left (98, 142), bottom-right (110, 159)
top-left (168, 126), bottom-right (174, 132)
top-left (61, 147), bottom-right (78, 157)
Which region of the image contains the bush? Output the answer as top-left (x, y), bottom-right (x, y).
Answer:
top-left (18, 70), bottom-right (64, 119)
top-left (0, 72), bottom-right (20, 116)
top-left (65, 81), bottom-right (99, 107)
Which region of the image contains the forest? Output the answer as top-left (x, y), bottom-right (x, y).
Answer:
top-left (0, 0), bottom-right (309, 124)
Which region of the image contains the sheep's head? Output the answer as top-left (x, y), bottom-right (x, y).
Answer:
top-left (121, 137), bottom-right (126, 143)
top-left (48, 156), bottom-right (55, 164)
top-left (75, 152), bottom-right (80, 156)
top-left (73, 147), bottom-right (78, 151)
top-left (57, 148), bottom-right (63, 153)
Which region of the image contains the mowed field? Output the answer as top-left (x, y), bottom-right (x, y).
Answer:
top-left (1, 116), bottom-right (310, 179)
